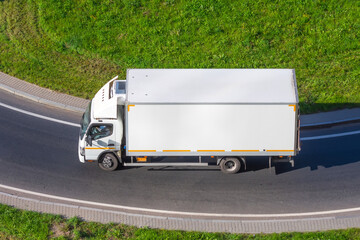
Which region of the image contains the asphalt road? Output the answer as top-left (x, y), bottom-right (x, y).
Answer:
top-left (1, 89), bottom-right (360, 215)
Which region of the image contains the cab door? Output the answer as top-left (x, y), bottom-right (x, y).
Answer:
top-left (85, 123), bottom-right (116, 161)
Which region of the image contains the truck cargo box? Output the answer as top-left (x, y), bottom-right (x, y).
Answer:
top-left (125, 69), bottom-right (299, 157)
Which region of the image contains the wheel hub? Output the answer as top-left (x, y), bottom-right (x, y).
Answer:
top-left (102, 157), bottom-right (113, 168)
top-left (225, 161), bottom-right (235, 169)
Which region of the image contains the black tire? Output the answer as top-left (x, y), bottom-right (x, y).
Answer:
top-left (220, 157), bottom-right (241, 174)
top-left (98, 153), bottom-right (119, 171)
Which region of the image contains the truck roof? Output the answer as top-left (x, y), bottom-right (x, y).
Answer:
top-left (126, 69), bottom-right (298, 104)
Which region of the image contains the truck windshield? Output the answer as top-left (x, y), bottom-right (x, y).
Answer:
top-left (80, 102), bottom-right (91, 139)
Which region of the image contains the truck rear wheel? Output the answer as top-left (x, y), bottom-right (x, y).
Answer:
top-left (220, 157), bottom-right (241, 174)
top-left (98, 153), bottom-right (119, 171)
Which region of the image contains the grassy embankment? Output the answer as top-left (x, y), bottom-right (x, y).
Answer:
top-left (0, 0), bottom-right (359, 113)
top-left (1, 204), bottom-right (360, 239)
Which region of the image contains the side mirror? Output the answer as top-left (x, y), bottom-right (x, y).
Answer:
top-left (86, 135), bottom-right (93, 146)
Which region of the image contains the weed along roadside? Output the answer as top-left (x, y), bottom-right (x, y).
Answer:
top-left (0, 0), bottom-right (359, 113)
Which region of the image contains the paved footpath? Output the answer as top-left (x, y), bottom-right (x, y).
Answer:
top-left (1, 71), bottom-right (360, 233)
top-left (0, 72), bottom-right (89, 112)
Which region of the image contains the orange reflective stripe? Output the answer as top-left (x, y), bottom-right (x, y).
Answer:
top-left (197, 150), bottom-right (225, 152)
top-left (289, 104), bottom-right (296, 111)
top-left (232, 150), bottom-right (259, 152)
top-left (128, 104), bottom-right (135, 112)
top-left (128, 150), bottom-right (156, 152)
top-left (163, 150), bottom-right (191, 152)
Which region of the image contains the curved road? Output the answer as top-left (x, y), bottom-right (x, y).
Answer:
top-left (1, 89), bottom-right (360, 232)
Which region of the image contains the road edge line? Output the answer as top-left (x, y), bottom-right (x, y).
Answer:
top-left (1, 187), bottom-right (360, 233)
top-left (1, 183), bottom-right (360, 218)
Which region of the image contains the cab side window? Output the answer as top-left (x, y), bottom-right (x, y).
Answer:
top-left (89, 124), bottom-right (113, 140)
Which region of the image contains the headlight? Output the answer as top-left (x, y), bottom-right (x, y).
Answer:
top-left (80, 147), bottom-right (85, 156)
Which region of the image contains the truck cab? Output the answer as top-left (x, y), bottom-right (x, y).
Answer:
top-left (78, 76), bottom-right (126, 170)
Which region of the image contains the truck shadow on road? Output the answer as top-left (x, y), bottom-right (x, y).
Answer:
top-left (272, 135), bottom-right (360, 174)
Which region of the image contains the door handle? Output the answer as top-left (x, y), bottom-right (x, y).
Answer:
top-left (108, 144), bottom-right (115, 146)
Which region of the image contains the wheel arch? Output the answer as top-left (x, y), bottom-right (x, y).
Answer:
top-left (97, 150), bottom-right (122, 163)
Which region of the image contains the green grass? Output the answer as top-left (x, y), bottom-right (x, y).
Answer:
top-left (0, 0), bottom-right (359, 113)
top-left (1, 204), bottom-right (360, 239)
top-left (0, 204), bottom-right (57, 239)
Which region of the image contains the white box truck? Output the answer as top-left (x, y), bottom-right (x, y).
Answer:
top-left (78, 69), bottom-right (300, 174)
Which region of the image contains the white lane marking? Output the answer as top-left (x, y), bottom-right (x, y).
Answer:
top-left (1, 184), bottom-right (360, 218)
top-left (0, 102), bottom-right (79, 127)
top-left (300, 130), bottom-right (360, 141)
top-left (1, 101), bottom-right (360, 140)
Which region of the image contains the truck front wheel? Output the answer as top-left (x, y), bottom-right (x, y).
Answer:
top-left (220, 157), bottom-right (241, 174)
top-left (98, 153), bottom-right (119, 171)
